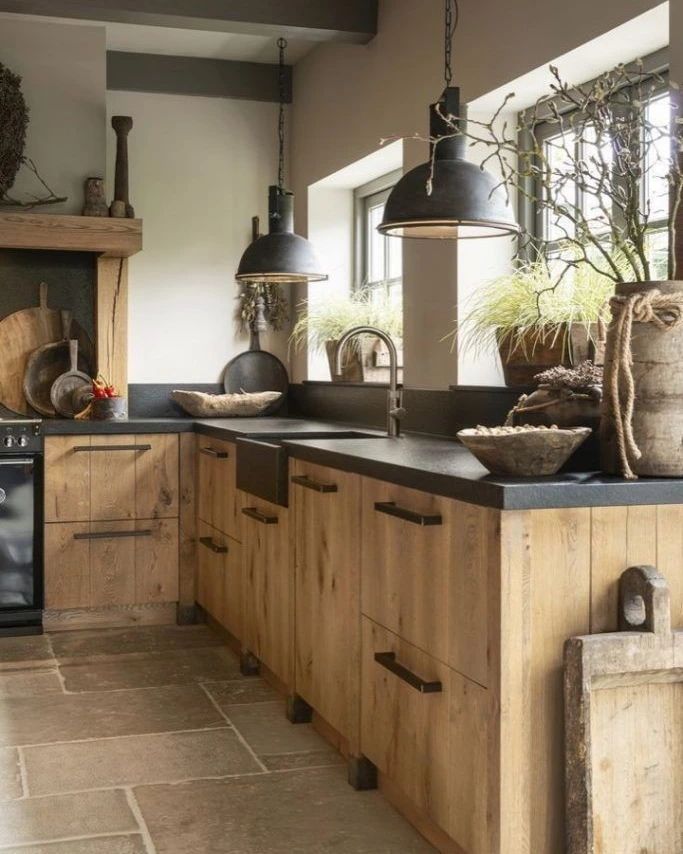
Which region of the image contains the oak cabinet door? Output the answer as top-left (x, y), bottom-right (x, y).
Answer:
top-left (135, 435), bottom-right (179, 519)
top-left (197, 437), bottom-right (241, 540)
top-left (90, 436), bottom-right (137, 521)
top-left (44, 437), bottom-right (91, 523)
top-left (135, 518), bottom-right (179, 604)
top-left (88, 520), bottom-right (138, 606)
top-left (196, 521), bottom-right (242, 637)
top-left (292, 461), bottom-right (361, 744)
top-left (44, 522), bottom-right (90, 608)
top-left (241, 495), bottom-right (292, 686)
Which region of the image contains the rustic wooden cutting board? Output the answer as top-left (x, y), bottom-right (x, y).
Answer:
top-left (565, 565), bottom-right (683, 854)
top-left (0, 282), bottom-right (64, 415)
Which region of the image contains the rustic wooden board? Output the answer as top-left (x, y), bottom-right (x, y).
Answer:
top-left (565, 566), bottom-right (683, 854)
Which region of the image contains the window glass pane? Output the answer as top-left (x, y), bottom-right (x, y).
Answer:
top-left (646, 228), bottom-right (669, 279)
top-left (581, 125), bottom-right (613, 235)
top-left (644, 93), bottom-right (671, 223)
top-left (388, 232), bottom-right (402, 280)
top-left (543, 130), bottom-right (577, 242)
top-left (367, 202), bottom-right (385, 283)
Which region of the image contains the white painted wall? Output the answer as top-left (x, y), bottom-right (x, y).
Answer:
top-left (0, 16), bottom-right (106, 214)
top-left (106, 90), bottom-right (286, 383)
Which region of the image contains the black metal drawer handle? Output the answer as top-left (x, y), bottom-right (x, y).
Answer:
top-left (199, 536), bottom-right (228, 554)
top-left (200, 447), bottom-right (229, 459)
top-left (374, 652), bottom-right (443, 694)
top-left (73, 529), bottom-right (152, 540)
top-left (242, 507), bottom-right (278, 525)
top-left (291, 474), bottom-right (338, 493)
top-left (73, 444), bottom-right (152, 453)
top-left (374, 501), bottom-right (442, 526)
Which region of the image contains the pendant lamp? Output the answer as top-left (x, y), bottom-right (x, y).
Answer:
top-left (236, 39), bottom-right (327, 283)
top-left (378, 0), bottom-right (519, 240)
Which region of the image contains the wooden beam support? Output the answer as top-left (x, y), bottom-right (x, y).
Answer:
top-left (107, 52), bottom-right (292, 103)
top-left (0, 0), bottom-right (378, 43)
top-left (95, 256), bottom-right (128, 396)
top-left (0, 213), bottom-right (142, 257)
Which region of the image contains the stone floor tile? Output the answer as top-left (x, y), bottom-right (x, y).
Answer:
top-left (0, 684), bottom-right (224, 747)
top-left (135, 767), bottom-right (434, 853)
top-left (0, 747), bottom-right (23, 800)
top-left (203, 676), bottom-right (279, 707)
top-left (24, 727), bottom-right (261, 795)
top-left (60, 646), bottom-right (242, 692)
top-left (261, 749), bottom-right (345, 771)
top-left (49, 624), bottom-right (222, 662)
top-left (0, 636), bottom-right (54, 670)
top-left (0, 668), bottom-right (63, 699)
top-left (0, 836), bottom-right (147, 854)
top-left (225, 700), bottom-right (334, 757)
top-left (0, 790), bottom-right (138, 847)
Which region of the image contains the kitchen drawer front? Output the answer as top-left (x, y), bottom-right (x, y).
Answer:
top-left (361, 617), bottom-right (450, 830)
top-left (361, 617), bottom-right (490, 853)
top-left (361, 477), bottom-right (451, 663)
top-left (292, 460), bottom-right (361, 744)
top-left (197, 437), bottom-right (241, 541)
top-left (197, 520), bottom-right (242, 638)
top-left (45, 435), bottom-right (179, 523)
top-left (241, 494), bottom-right (292, 686)
top-left (45, 518), bottom-right (179, 609)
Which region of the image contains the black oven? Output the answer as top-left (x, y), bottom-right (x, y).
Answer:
top-left (0, 420), bottom-right (43, 636)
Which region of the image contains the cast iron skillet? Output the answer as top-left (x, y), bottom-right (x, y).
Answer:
top-left (223, 350), bottom-right (288, 416)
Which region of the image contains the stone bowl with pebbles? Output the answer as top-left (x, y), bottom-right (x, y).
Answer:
top-left (457, 424), bottom-right (592, 477)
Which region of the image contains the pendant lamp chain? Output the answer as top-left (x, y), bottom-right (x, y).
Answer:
top-left (277, 37), bottom-right (288, 190)
top-left (443, 0), bottom-right (459, 87)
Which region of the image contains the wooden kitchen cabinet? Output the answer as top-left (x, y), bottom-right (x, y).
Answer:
top-left (197, 436), bottom-right (242, 540)
top-left (44, 518), bottom-right (179, 609)
top-left (45, 434), bottom-right (179, 523)
top-left (291, 460), bottom-right (361, 747)
top-left (197, 519), bottom-right (242, 638)
top-left (241, 494), bottom-right (292, 686)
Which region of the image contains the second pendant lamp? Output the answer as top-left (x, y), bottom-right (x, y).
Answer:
top-left (378, 0), bottom-right (519, 240)
top-left (236, 38), bottom-right (327, 284)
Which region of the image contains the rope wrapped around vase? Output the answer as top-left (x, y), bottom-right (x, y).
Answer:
top-left (608, 289), bottom-right (683, 479)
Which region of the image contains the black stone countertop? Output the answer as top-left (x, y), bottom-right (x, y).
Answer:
top-left (42, 416), bottom-right (683, 510)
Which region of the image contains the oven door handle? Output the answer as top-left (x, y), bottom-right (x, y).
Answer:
top-left (0, 458), bottom-right (34, 466)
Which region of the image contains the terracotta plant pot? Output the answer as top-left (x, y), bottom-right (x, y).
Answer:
top-left (498, 323), bottom-right (603, 387)
top-left (601, 280), bottom-right (683, 477)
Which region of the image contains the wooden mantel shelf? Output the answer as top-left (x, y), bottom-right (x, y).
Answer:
top-left (0, 212), bottom-right (142, 257)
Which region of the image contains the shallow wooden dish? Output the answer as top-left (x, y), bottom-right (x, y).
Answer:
top-left (457, 426), bottom-right (592, 476)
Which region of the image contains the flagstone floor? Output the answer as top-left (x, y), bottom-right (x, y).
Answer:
top-left (0, 624), bottom-right (433, 853)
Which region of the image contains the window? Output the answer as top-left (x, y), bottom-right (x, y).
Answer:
top-left (355, 171), bottom-right (403, 302)
top-left (526, 56), bottom-right (671, 278)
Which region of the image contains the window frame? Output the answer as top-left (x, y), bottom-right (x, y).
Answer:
top-left (354, 169), bottom-right (403, 293)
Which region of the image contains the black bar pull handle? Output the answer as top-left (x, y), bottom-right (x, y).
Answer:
top-left (199, 536), bottom-right (228, 554)
top-left (73, 444), bottom-right (151, 453)
top-left (291, 474), bottom-right (338, 494)
top-left (242, 507), bottom-right (278, 525)
top-left (374, 501), bottom-right (442, 526)
top-left (374, 652), bottom-right (443, 694)
top-left (199, 447), bottom-right (229, 459)
top-left (74, 529), bottom-right (152, 541)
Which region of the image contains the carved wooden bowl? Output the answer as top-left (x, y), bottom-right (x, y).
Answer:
top-left (457, 425), bottom-right (592, 477)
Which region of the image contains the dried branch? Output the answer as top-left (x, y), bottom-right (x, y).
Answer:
top-left (0, 157), bottom-right (67, 208)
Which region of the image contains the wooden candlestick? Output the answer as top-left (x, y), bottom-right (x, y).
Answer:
top-left (110, 115), bottom-right (134, 218)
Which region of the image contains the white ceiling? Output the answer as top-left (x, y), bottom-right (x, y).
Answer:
top-left (0, 12), bottom-right (317, 63)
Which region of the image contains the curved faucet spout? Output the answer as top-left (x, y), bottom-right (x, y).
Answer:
top-left (333, 326), bottom-right (404, 437)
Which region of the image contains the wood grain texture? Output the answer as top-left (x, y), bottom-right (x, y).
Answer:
top-left (196, 436), bottom-right (242, 541)
top-left (178, 432), bottom-right (197, 611)
top-left (89, 520), bottom-right (137, 607)
top-left (360, 617), bottom-right (451, 832)
top-left (241, 494), bottom-right (293, 686)
top-left (89, 434), bottom-right (137, 521)
top-left (135, 433), bottom-right (179, 518)
top-left (292, 460), bottom-right (361, 748)
top-left (135, 518), bottom-right (179, 604)
top-left (196, 519), bottom-right (223, 620)
top-left (44, 435), bottom-right (91, 523)
top-left (44, 522), bottom-right (90, 609)
top-left (361, 478), bottom-right (450, 664)
top-left (96, 256), bottom-right (128, 398)
top-left (0, 213), bottom-right (142, 256)
top-left (43, 602), bottom-right (176, 632)
top-left (196, 520), bottom-right (241, 637)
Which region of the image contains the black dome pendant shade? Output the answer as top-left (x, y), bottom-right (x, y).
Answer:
top-left (236, 38), bottom-right (327, 284)
top-left (236, 186), bottom-right (327, 283)
top-left (378, 0), bottom-right (519, 240)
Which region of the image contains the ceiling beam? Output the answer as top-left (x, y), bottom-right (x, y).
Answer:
top-left (0, 0), bottom-right (378, 43)
top-left (107, 51), bottom-right (292, 103)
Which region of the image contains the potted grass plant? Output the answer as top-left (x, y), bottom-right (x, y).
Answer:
top-left (290, 287), bottom-right (403, 381)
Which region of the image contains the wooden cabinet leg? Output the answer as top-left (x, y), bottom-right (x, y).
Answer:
top-left (286, 693), bottom-right (313, 724)
top-left (177, 604), bottom-right (198, 625)
top-left (347, 755), bottom-right (378, 791)
top-left (240, 650), bottom-right (260, 676)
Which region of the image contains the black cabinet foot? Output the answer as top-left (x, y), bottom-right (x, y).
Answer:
top-left (176, 604), bottom-right (198, 625)
top-left (348, 755), bottom-right (378, 790)
top-left (286, 693), bottom-right (314, 724)
top-left (239, 651), bottom-right (260, 676)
